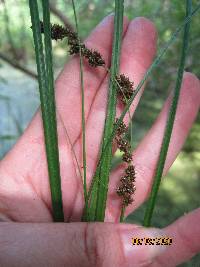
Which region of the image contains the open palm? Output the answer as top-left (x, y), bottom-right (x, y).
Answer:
top-left (0, 15), bottom-right (200, 267)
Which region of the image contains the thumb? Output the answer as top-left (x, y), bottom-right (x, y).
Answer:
top-left (0, 222), bottom-right (167, 267)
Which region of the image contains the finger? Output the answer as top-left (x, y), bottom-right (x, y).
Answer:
top-left (75, 17), bottom-right (157, 183)
top-left (0, 221), bottom-right (167, 267)
top-left (108, 72), bottom-right (200, 221)
top-left (55, 14), bottom-right (128, 144)
top-left (152, 208), bottom-right (200, 267)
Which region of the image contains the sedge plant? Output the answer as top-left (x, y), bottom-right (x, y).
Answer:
top-left (29, 0), bottom-right (200, 225)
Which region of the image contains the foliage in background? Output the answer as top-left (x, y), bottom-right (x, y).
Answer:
top-left (143, 0), bottom-right (192, 227)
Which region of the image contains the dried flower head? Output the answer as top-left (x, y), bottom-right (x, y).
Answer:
top-left (125, 165), bottom-right (136, 177)
top-left (115, 137), bottom-right (131, 153)
top-left (116, 74), bottom-right (134, 104)
top-left (114, 115), bottom-right (136, 210)
top-left (114, 118), bottom-right (127, 136)
top-left (117, 165), bottom-right (136, 207)
top-left (37, 21), bottom-right (105, 68)
top-left (38, 21), bottom-right (67, 40)
top-left (86, 50), bottom-right (105, 67)
top-left (123, 194), bottom-right (134, 206)
top-left (120, 174), bottom-right (135, 184)
top-left (51, 23), bottom-right (68, 40)
top-left (122, 152), bottom-right (132, 163)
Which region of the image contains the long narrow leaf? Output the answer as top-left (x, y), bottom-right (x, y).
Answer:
top-left (71, 0), bottom-right (88, 213)
top-left (29, 0), bottom-right (64, 221)
top-left (94, 0), bottom-right (124, 221)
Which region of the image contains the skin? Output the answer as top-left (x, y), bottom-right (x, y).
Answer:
top-left (0, 15), bottom-right (200, 267)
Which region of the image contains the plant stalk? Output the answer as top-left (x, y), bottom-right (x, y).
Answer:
top-left (94, 0), bottom-right (124, 221)
top-left (29, 0), bottom-right (64, 221)
top-left (71, 0), bottom-right (88, 212)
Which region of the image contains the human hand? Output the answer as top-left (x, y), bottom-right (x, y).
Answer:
top-left (0, 15), bottom-right (200, 267)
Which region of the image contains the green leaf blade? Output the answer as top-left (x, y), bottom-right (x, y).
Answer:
top-left (29, 0), bottom-right (64, 222)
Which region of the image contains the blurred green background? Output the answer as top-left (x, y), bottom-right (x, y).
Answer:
top-left (0, 1), bottom-right (200, 266)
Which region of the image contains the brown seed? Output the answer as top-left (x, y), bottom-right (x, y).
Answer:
top-left (122, 152), bottom-right (132, 163)
top-left (116, 138), bottom-right (131, 153)
top-left (114, 118), bottom-right (127, 136)
top-left (38, 21), bottom-right (67, 41)
top-left (116, 74), bottom-right (134, 104)
top-left (123, 194), bottom-right (133, 206)
top-left (86, 50), bottom-right (105, 67)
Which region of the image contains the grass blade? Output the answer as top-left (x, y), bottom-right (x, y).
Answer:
top-left (71, 0), bottom-right (88, 211)
top-left (29, 0), bottom-right (64, 221)
top-left (94, 0), bottom-right (124, 221)
top-left (143, 0), bottom-right (192, 227)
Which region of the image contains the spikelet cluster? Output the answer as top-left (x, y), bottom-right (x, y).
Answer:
top-left (114, 118), bottom-right (136, 207)
top-left (37, 20), bottom-right (136, 207)
top-left (38, 21), bottom-right (105, 68)
top-left (116, 74), bottom-right (134, 105)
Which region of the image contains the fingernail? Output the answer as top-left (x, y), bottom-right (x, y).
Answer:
top-left (121, 227), bottom-right (168, 266)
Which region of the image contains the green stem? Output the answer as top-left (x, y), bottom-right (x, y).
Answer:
top-left (82, 0), bottom-right (125, 222)
top-left (143, 0), bottom-right (192, 227)
top-left (71, 0), bottom-right (88, 209)
top-left (94, 0), bottom-right (124, 221)
top-left (120, 205), bottom-right (125, 222)
top-left (57, 112), bottom-right (83, 184)
top-left (29, 0), bottom-right (64, 221)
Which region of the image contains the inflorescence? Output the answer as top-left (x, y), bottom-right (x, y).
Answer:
top-left (114, 118), bottom-right (136, 207)
top-left (116, 74), bottom-right (135, 105)
top-left (35, 20), bottom-right (136, 211)
top-left (38, 21), bottom-right (105, 68)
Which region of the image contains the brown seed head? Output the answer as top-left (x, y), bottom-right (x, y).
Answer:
top-left (114, 118), bottom-right (127, 136)
top-left (122, 152), bottom-right (132, 163)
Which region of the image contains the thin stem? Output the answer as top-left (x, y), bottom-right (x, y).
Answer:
top-left (120, 205), bottom-right (125, 222)
top-left (57, 112), bottom-right (83, 183)
top-left (143, 0), bottom-right (192, 227)
top-left (94, 0), bottom-right (124, 221)
top-left (82, 0), bottom-right (125, 221)
top-left (29, 0), bottom-right (64, 221)
top-left (71, 0), bottom-right (88, 210)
